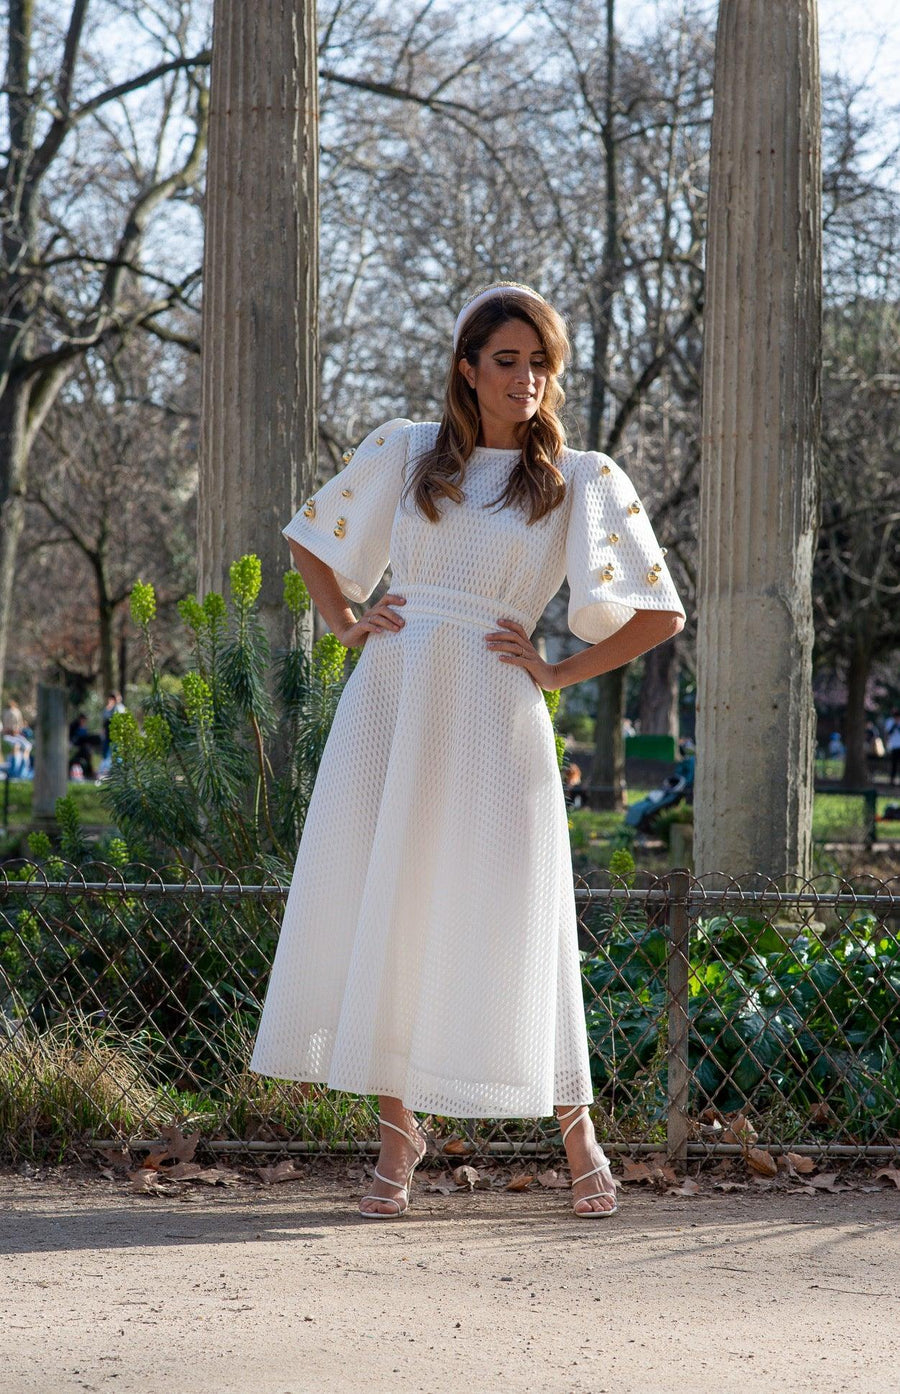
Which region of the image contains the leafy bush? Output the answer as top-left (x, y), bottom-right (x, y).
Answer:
top-left (579, 908), bottom-right (900, 1140)
top-left (102, 559), bottom-right (354, 877)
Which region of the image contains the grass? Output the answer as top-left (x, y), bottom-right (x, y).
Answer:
top-left (0, 779), bottom-right (112, 829)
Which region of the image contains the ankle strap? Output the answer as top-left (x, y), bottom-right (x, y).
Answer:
top-left (557, 1104), bottom-right (589, 1146)
top-left (379, 1116), bottom-right (425, 1152)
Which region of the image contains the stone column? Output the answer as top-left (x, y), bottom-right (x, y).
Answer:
top-left (197, 0), bottom-right (319, 651)
top-left (695, 0), bottom-right (821, 881)
top-left (32, 684), bottom-right (69, 823)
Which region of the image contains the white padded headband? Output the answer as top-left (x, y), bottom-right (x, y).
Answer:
top-left (452, 281), bottom-right (546, 352)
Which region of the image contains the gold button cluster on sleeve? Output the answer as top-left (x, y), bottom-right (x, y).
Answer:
top-left (608, 532), bottom-right (620, 545)
top-left (375, 436), bottom-right (385, 445)
top-left (341, 487), bottom-right (352, 498)
top-left (600, 464), bottom-right (611, 476)
top-left (303, 498), bottom-right (316, 518)
top-left (601, 563), bottom-right (615, 583)
top-left (341, 448), bottom-right (355, 464)
top-left (647, 559), bottom-right (664, 585)
top-left (334, 516), bottom-right (347, 538)
top-left (627, 501), bottom-right (641, 515)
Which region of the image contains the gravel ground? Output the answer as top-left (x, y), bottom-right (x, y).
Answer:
top-left (1, 1166), bottom-right (899, 1394)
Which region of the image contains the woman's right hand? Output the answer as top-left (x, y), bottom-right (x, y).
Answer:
top-left (336, 593), bottom-right (406, 649)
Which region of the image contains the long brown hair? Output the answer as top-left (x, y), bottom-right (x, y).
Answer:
top-left (403, 289), bottom-right (571, 525)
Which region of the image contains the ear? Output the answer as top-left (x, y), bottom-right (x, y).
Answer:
top-left (457, 357), bottom-right (476, 391)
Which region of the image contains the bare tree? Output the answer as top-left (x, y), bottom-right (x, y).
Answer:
top-left (18, 341), bottom-right (196, 695)
top-left (0, 0), bottom-right (210, 692)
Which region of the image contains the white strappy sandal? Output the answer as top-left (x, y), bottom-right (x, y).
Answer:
top-left (557, 1105), bottom-right (619, 1218)
top-left (358, 1116), bottom-right (428, 1219)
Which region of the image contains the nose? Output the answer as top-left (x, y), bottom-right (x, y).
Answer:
top-left (514, 364), bottom-right (536, 387)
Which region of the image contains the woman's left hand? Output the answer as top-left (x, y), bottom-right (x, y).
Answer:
top-left (485, 619), bottom-right (558, 691)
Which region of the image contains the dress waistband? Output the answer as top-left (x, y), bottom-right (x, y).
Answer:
top-left (391, 582), bottom-right (535, 635)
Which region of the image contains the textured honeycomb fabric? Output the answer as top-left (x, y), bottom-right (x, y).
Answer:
top-left (249, 420), bottom-right (685, 1118)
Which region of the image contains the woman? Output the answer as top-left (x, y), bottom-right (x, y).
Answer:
top-left (250, 282), bottom-right (685, 1219)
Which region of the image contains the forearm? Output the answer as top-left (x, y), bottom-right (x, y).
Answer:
top-left (550, 610), bottom-right (684, 691)
top-left (287, 540), bottom-right (356, 640)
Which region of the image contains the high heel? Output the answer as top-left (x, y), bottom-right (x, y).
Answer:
top-left (358, 1116), bottom-right (427, 1219)
top-left (557, 1105), bottom-right (619, 1218)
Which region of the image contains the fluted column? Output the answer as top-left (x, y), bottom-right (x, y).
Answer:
top-left (198, 0), bottom-right (318, 649)
top-left (695, 0), bottom-right (821, 881)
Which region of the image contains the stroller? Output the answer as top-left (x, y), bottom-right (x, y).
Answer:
top-left (624, 755), bottom-right (695, 833)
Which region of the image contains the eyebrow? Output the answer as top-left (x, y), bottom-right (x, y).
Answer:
top-left (490, 347), bottom-right (547, 357)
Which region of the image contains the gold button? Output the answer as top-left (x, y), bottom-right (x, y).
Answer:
top-left (647, 571), bottom-right (659, 584)
top-left (608, 533), bottom-right (620, 544)
top-left (651, 562), bottom-right (662, 573)
top-left (303, 498), bottom-right (316, 518)
top-left (334, 517), bottom-right (346, 538)
top-left (341, 488), bottom-right (352, 498)
top-left (341, 449), bottom-right (355, 464)
top-left (375, 436), bottom-right (385, 445)
top-left (627, 501), bottom-right (641, 515)
top-left (600, 464), bottom-right (612, 476)
top-left (601, 567), bottom-right (614, 583)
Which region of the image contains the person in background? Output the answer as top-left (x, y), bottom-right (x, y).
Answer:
top-left (69, 712), bottom-right (100, 781)
top-left (885, 709), bottom-right (900, 786)
top-left (98, 692), bottom-right (126, 778)
top-left (2, 700), bottom-right (32, 778)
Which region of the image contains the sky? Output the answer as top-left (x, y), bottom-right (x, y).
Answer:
top-left (618, 0), bottom-right (899, 103)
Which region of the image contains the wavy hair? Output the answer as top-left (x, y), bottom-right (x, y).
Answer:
top-left (402, 289), bottom-right (571, 525)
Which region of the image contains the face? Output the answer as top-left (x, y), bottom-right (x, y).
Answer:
top-left (458, 318), bottom-right (549, 436)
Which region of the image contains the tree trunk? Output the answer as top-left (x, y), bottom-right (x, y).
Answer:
top-left (117, 615), bottom-right (128, 697)
top-left (97, 595), bottom-right (116, 697)
top-left (592, 668), bottom-right (627, 810)
top-left (0, 379), bottom-right (31, 695)
top-left (638, 639), bottom-right (680, 738)
top-left (842, 640), bottom-right (870, 787)
top-left (695, 0), bottom-right (821, 882)
top-left (197, 0), bottom-right (319, 654)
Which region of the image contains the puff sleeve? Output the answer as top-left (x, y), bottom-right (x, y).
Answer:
top-left (565, 452), bottom-right (685, 645)
top-left (282, 418), bottom-right (412, 604)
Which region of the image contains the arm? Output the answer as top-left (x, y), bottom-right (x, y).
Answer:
top-left (550, 609), bottom-right (684, 690)
top-left (288, 540), bottom-right (406, 647)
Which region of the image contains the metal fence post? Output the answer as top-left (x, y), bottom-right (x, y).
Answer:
top-left (666, 868), bottom-right (691, 1167)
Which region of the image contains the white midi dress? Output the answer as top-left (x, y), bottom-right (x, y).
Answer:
top-left (249, 419), bottom-right (685, 1118)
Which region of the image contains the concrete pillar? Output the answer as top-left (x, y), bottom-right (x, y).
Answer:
top-left (695, 0), bottom-right (821, 881)
top-left (197, 0), bottom-right (319, 651)
top-left (32, 684), bottom-right (68, 822)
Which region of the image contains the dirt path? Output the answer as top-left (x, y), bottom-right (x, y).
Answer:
top-left (2, 1169), bottom-right (898, 1394)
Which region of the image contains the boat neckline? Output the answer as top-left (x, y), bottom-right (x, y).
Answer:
top-left (470, 444), bottom-right (522, 455)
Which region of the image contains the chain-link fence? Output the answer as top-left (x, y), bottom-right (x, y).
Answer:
top-left (1, 862), bottom-right (898, 1162)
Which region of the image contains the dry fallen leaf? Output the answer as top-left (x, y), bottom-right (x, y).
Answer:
top-left (621, 1159), bottom-right (653, 1184)
top-left (809, 1101), bottom-right (836, 1125)
top-left (786, 1152), bottom-right (815, 1175)
top-left (167, 1162), bottom-right (203, 1181)
top-left (140, 1150), bottom-right (169, 1171)
top-left (96, 1145), bottom-right (131, 1172)
top-left (714, 1180), bottom-right (749, 1192)
top-left (808, 1172), bottom-right (841, 1192)
top-left (424, 1182), bottom-right (456, 1195)
top-left (746, 1147), bottom-right (778, 1178)
top-left (452, 1165), bottom-right (480, 1191)
top-left (158, 1125), bottom-right (200, 1164)
top-left (873, 1167), bottom-right (900, 1190)
top-left (505, 1174), bottom-right (534, 1192)
top-left (722, 1112), bottom-right (758, 1146)
top-left (256, 1160), bottom-right (300, 1186)
top-left (129, 1169), bottom-right (171, 1195)
top-left (443, 1138), bottom-right (475, 1156)
top-left (666, 1179), bottom-right (700, 1197)
top-left (194, 1167), bottom-right (241, 1186)
top-left (535, 1168), bottom-right (570, 1189)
